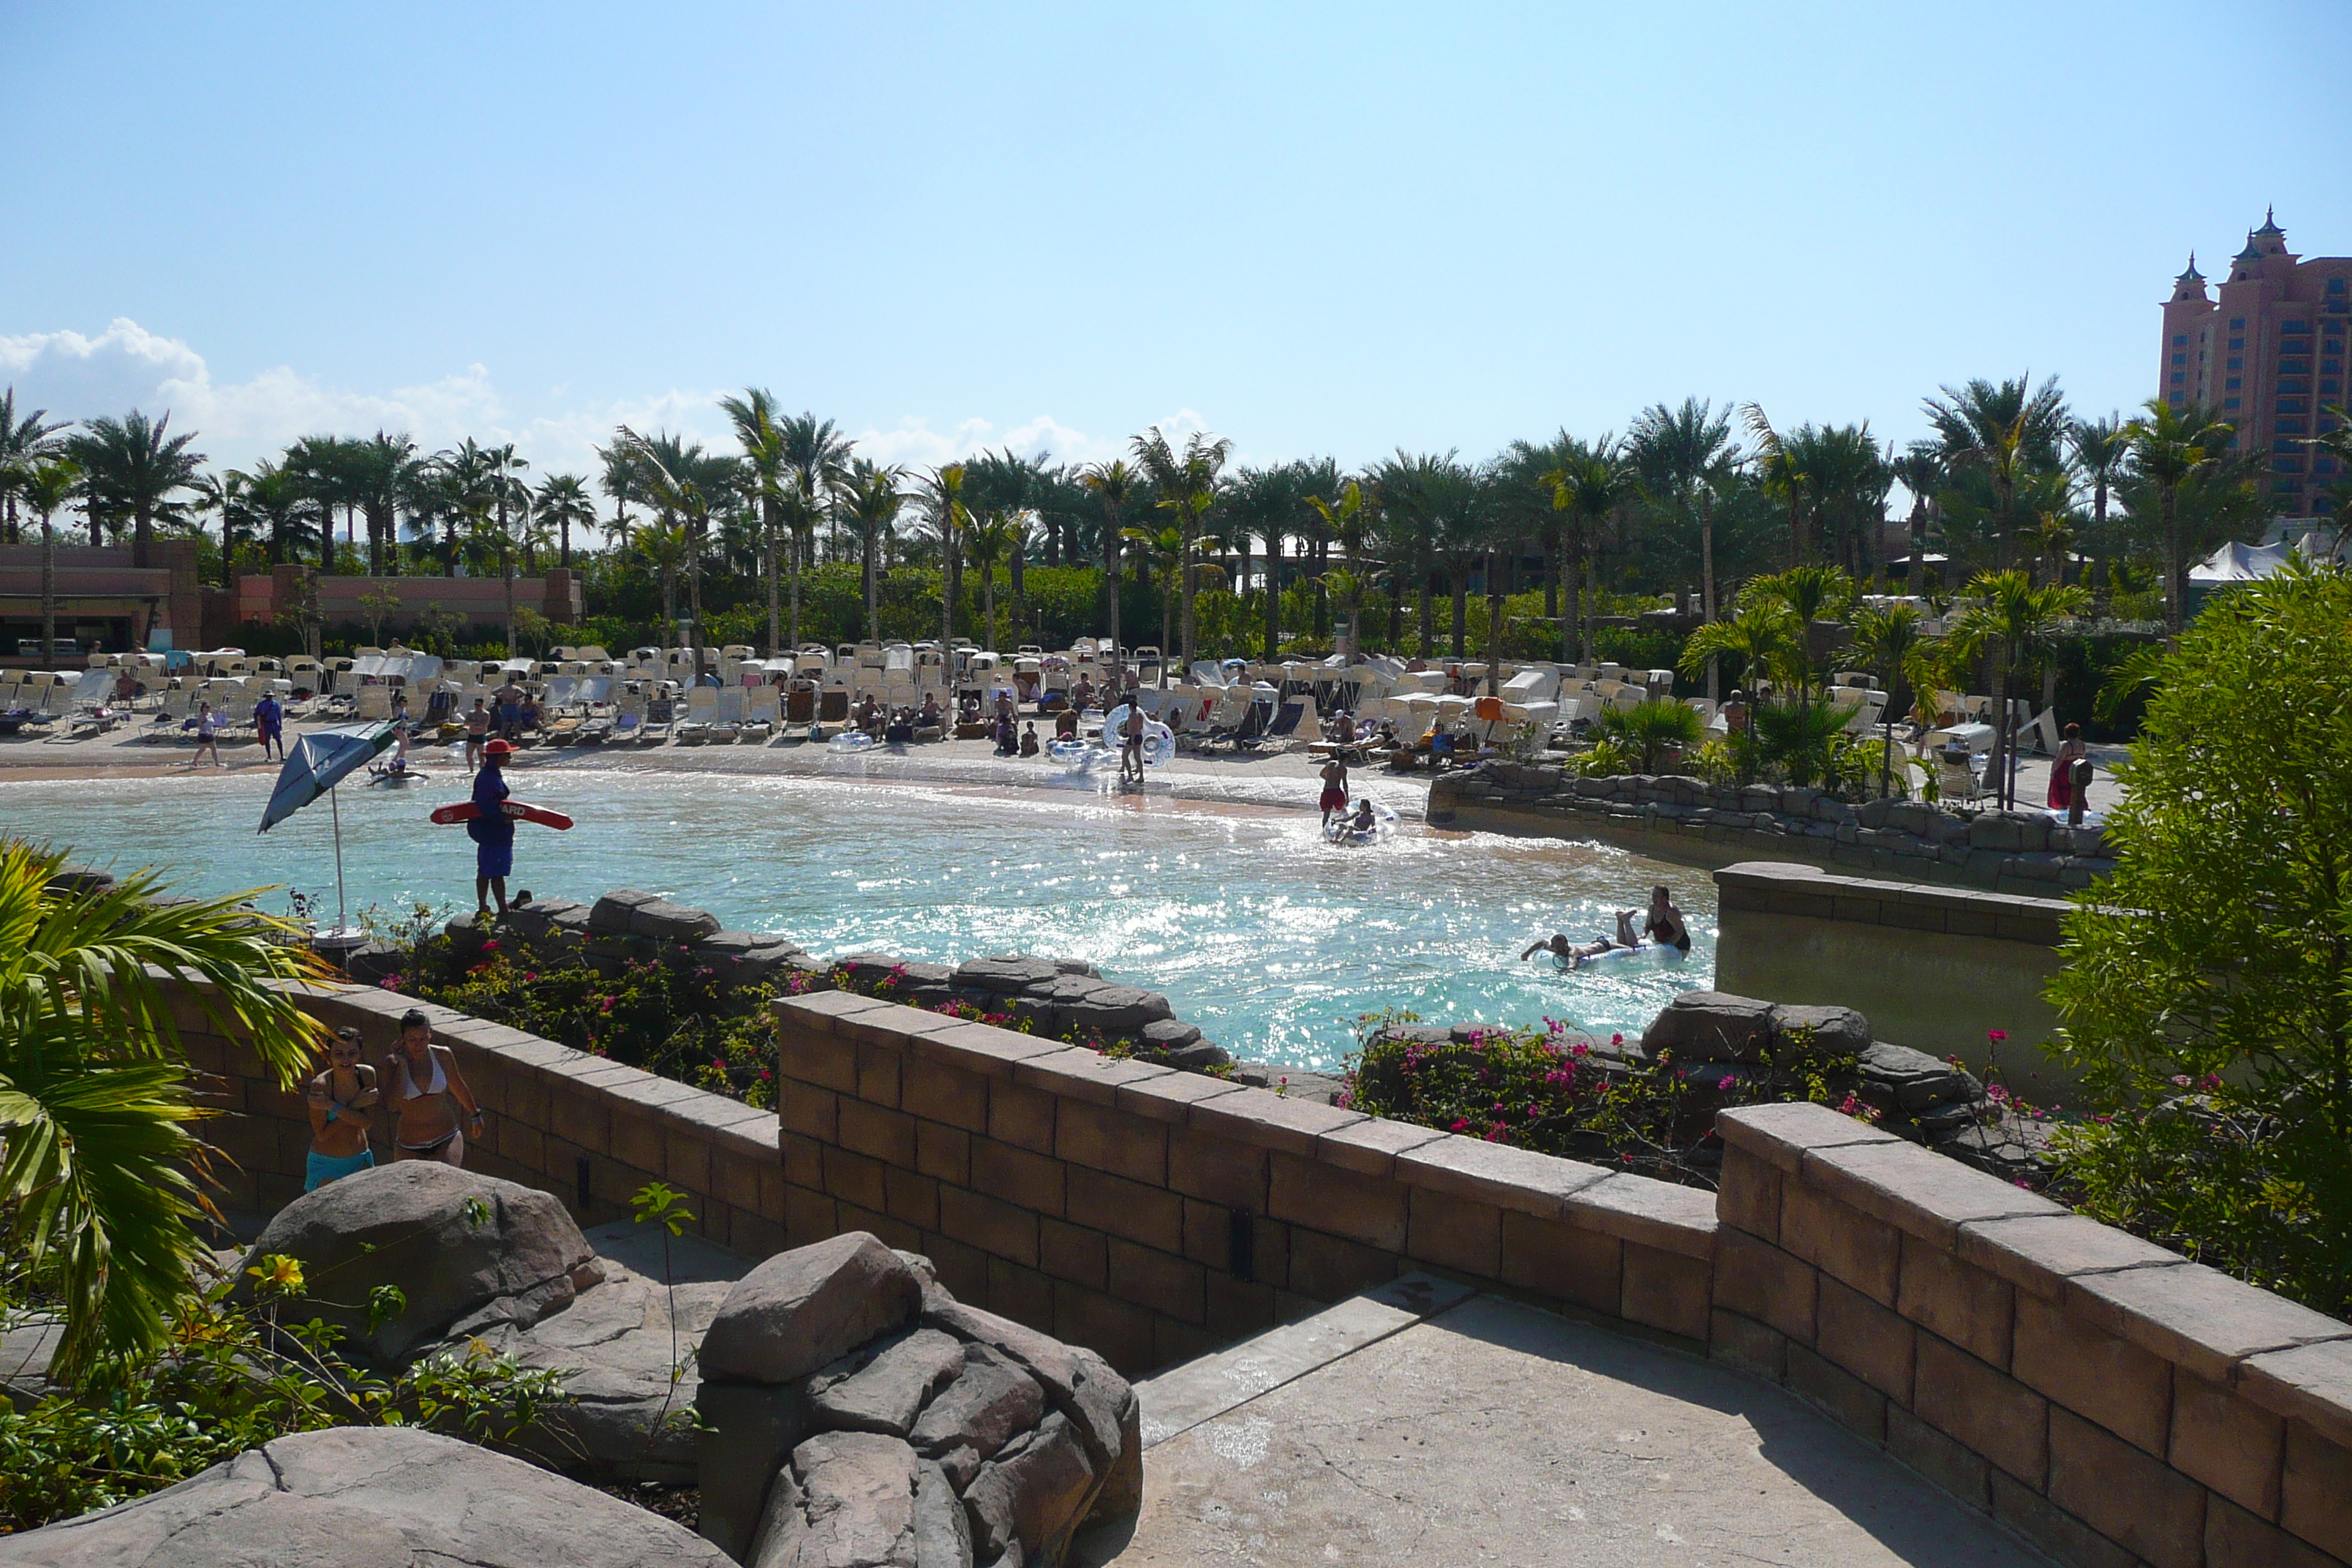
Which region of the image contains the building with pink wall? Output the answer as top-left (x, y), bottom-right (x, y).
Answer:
top-left (2160, 210), bottom-right (2350, 520)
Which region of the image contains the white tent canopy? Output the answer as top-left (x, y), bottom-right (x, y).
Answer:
top-left (2190, 540), bottom-right (2293, 584)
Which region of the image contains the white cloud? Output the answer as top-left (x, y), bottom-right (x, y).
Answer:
top-left (0, 319), bottom-right (1228, 482)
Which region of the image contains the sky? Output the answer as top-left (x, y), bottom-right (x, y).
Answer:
top-left (3, 1), bottom-right (2346, 491)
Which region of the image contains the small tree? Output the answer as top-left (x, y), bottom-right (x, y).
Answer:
top-left (357, 583), bottom-right (402, 649)
top-left (2046, 565), bottom-right (2352, 1314)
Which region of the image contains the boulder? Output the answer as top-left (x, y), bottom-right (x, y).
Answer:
top-left (952, 956), bottom-right (1061, 994)
top-left (913, 1460), bottom-right (973, 1568)
top-left (633, 898), bottom-right (723, 944)
top-left (589, 888), bottom-right (664, 934)
top-left (1137, 1017), bottom-right (1201, 1050)
top-left (0, 1425), bottom-right (728, 1567)
top-left (960, 1413), bottom-right (1097, 1567)
top-left (1858, 1041), bottom-right (1982, 1112)
top-left (703, 1233), bottom-right (923, 1386)
top-left (459, 1259), bottom-right (733, 1481)
top-left (1051, 958), bottom-right (1102, 979)
top-left (698, 1382), bottom-right (811, 1562)
top-left (751, 1431), bottom-right (921, 1568)
top-left (908, 1347), bottom-right (1047, 1488)
top-left (234, 1163), bottom-right (600, 1365)
top-left (503, 895), bottom-right (590, 942)
top-left (337, 940), bottom-right (407, 985)
top-left (1640, 992), bottom-right (1776, 1063)
top-left (1058, 984), bottom-right (1171, 1033)
top-left (1766, 1003), bottom-right (1873, 1058)
top-left (921, 1301), bottom-right (1130, 1480)
top-left (808, 1327), bottom-right (969, 1438)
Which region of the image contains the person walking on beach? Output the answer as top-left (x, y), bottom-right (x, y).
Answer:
top-left (464, 698), bottom-right (491, 769)
top-left (254, 690), bottom-right (285, 761)
top-left (468, 739), bottom-right (517, 916)
top-left (1319, 755), bottom-right (1350, 827)
top-left (387, 1008), bottom-right (483, 1166)
top-left (304, 1025), bottom-right (380, 1190)
top-left (1119, 703), bottom-right (1145, 785)
top-left (2046, 723), bottom-right (2089, 813)
top-left (190, 701), bottom-right (223, 768)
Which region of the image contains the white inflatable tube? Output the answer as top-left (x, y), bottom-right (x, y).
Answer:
top-left (828, 731), bottom-right (880, 753)
top-left (1324, 803), bottom-right (1400, 845)
top-left (1553, 941), bottom-right (1686, 970)
top-left (1101, 706), bottom-right (1175, 768)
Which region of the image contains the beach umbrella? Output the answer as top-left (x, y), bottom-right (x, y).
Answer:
top-left (258, 720), bottom-right (396, 941)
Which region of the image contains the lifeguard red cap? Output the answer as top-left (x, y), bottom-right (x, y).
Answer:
top-left (484, 739), bottom-right (516, 757)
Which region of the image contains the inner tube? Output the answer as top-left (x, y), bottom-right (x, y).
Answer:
top-left (1101, 706), bottom-right (1175, 767)
top-left (828, 731), bottom-right (879, 753)
top-left (1324, 803), bottom-right (1399, 844)
top-left (1047, 739), bottom-right (1104, 769)
top-left (1553, 941), bottom-right (1684, 970)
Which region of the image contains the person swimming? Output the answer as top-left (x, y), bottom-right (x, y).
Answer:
top-left (1642, 885), bottom-right (1692, 954)
top-left (1520, 909), bottom-right (1643, 968)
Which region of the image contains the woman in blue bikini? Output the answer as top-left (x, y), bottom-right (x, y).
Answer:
top-left (304, 1026), bottom-right (381, 1191)
top-left (387, 1008), bottom-right (484, 1166)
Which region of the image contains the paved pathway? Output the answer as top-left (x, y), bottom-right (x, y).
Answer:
top-left (1085, 1279), bottom-right (2047, 1567)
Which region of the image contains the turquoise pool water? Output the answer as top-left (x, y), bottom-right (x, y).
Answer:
top-left (1, 768), bottom-right (1714, 1071)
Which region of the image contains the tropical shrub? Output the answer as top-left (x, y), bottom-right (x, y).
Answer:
top-left (1596, 696), bottom-right (1703, 773)
top-left (2045, 565), bottom-right (2352, 1316)
top-left (1341, 1014), bottom-right (1870, 1186)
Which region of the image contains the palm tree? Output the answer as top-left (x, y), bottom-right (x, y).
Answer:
top-left (23, 459), bottom-right (79, 658)
top-left (1628, 399), bottom-right (1741, 653)
top-left (1741, 404), bottom-right (1811, 567)
top-left (596, 440), bottom-right (643, 556)
top-left (1947, 569), bottom-right (2091, 807)
top-left (916, 464), bottom-right (971, 650)
top-left (1746, 562), bottom-right (1856, 705)
top-left (1079, 459), bottom-right (1137, 648)
top-left (720, 388), bottom-right (791, 654)
top-left (1121, 522), bottom-right (1194, 682)
top-left (1130, 429), bottom-right (1232, 676)
top-left (230, 460), bottom-right (310, 568)
top-left (779, 414), bottom-right (854, 640)
top-left (65, 412), bottom-right (206, 568)
top-left (2122, 398), bottom-right (2233, 636)
top-left (0, 841), bottom-right (329, 1382)
top-left (636, 521), bottom-right (689, 640)
top-left (2069, 415), bottom-right (2128, 581)
top-left (1889, 443), bottom-right (1944, 589)
top-left (1540, 448), bottom-right (1624, 663)
top-left (837, 459), bottom-right (907, 640)
top-left (533, 473), bottom-right (596, 572)
top-left (0, 389), bottom-right (70, 548)
top-left (1848, 601), bottom-right (1937, 797)
top-left (614, 429), bottom-right (717, 661)
top-left (475, 444), bottom-right (531, 655)
top-left (1304, 479), bottom-right (1374, 660)
top-left (964, 510), bottom-right (1018, 650)
top-left (2307, 404), bottom-right (2352, 549)
top-left (1598, 696), bottom-right (1705, 774)
top-left (344, 431), bottom-right (420, 576)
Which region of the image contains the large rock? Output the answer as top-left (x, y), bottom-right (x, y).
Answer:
top-left (589, 887), bottom-right (665, 933)
top-left (960, 1414), bottom-right (1096, 1567)
top-left (0, 1425), bottom-right (727, 1567)
top-left (751, 1431), bottom-right (921, 1568)
top-left (634, 898), bottom-right (724, 943)
top-left (698, 1384), bottom-right (810, 1561)
top-left (459, 1259), bottom-right (732, 1481)
top-left (1640, 992), bottom-right (1776, 1064)
top-left (908, 1347), bottom-right (1046, 1489)
top-left (952, 955), bottom-right (1061, 994)
top-left (809, 1329), bottom-right (968, 1438)
top-left (1858, 1041), bottom-right (1982, 1112)
top-left (1765, 1003), bottom-right (1873, 1059)
top-left (913, 1461), bottom-right (972, 1568)
top-left (1056, 984), bottom-right (1171, 1034)
top-left (704, 1233), bottom-right (923, 1387)
top-left (234, 1163), bottom-right (600, 1365)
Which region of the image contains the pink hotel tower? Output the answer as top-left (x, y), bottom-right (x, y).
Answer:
top-left (2160, 210), bottom-right (2349, 519)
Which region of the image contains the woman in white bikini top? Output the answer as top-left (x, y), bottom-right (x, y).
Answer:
top-left (388, 1011), bottom-right (484, 1166)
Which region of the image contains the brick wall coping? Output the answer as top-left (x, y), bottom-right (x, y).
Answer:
top-left (1716, 859), bottom-right (2081, 946)
top-left (1719, 1101), bottom-right (2352, 1452)
top-left (772, 991), bottom-right (1720, 1261)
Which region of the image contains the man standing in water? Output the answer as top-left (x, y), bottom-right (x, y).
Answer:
top-left (468, 738), bottom-right (517, 916)
top-left (1119, 704), bottom-right (1145, 786)
top-left (1319, 754), bottom-right (1350, 827)
top-left (254, 689), bottom-right (285, 761)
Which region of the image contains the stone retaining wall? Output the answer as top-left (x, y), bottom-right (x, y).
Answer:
top-left (1428, 765), bottom-right (2117, 894)
top-left (769, 991), bottom-right (1722, 1374)
top-left (1712, 1102), bottom-right (2352, 1568)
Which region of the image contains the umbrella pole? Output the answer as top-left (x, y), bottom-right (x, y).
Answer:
top-left (331, 783), bottom-right (349, 937)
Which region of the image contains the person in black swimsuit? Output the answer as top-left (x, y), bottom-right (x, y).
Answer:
top-left (1643, 885), bottom-right (1693, 954)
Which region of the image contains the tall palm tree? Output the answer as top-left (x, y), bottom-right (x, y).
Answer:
top-left (65, 411), bottom-right (206, 568)
top-left (1889, 443), bottom-right (1944, 588)
top-left (1130, 429), bottom-right (1232, 676)
top-left (837, 459), bottom-right (907, 640)
top-left (229, 460), bottom-right (309, 568)
top-left (0, 389), bottom-right (70, 548)
top-left (2122, 398), bottom-right (2233, 636)
top-left (779, 413), bottom-right (854, 616)
top-left (1079, 459), bottom-right (1137, 648)
top-left (1541, 448), bottom-right (1624, 663)
top-left (0, 842), bottom-right (329, 1382)
top-left (533, 473), bottom-right (596, 572)
top-left (596, 440), bottom-right (644, 556)
top-left (343, 431), bottom-right (420, 576)
top-left (964, 510), bottom-right (1018, 651)
top-left (2069, 415), bottom-right (2128, 565)
top-left (1304, 479), bottom-right (1372, 660)
top-left (720, 388), bottom-right (792, 654)
top-left (476, 444), bottom-right (531, 655)
top-left (184, 471), bottom-right (246, 588)
top-left (24, 459), bottom-right (79, 658)
top-left (1947, 569), bottom-right (2089, 807)
top-left (1741, 404), bottom-right (1810, 567)
top-left (1848, 600), bottom-right (1936, 797)
top-left (1628, 397), bottom-right (1741, 638)
top-left (614, 429), bottom-right (717, 660)
top-left (916, 464), bottom-right (971, 650)
top-left (1120, 521), bottom-right (1205, 682)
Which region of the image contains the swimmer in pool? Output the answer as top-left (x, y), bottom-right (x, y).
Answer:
top-left (1520, 909), bottom-right (1641, 967)
top-left (1349, 798), bottom-right (1376, 834)
top-left (1642, 884), bottom-right (1693, 954)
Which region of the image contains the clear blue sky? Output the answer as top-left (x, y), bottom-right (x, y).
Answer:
top-left (4, 1), bottom-right (2345, 485)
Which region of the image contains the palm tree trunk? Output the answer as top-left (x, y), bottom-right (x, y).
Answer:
top-left (861, 528), bottom-right (878, 641)
top-left (40, 510), bottom-right (56, 657)
top-left (1450, 568), bottom-right (1469, 659)
top-left (1417, 576), bottom-right (1433, 659)
top-left (984, 571), bottom-right (997, 652)
top-left (940, 543), bottom-right (953, 652)
top-left (1263, 535), bottom-right (1281, 660)
top-left (1700, 494), bottom-right (1721, 699)
top-left (764, 502), bottom-right (780, 656)
top-left (1159, 565), bottom-right (1174, 687)
top-left (1101, 519), bottom-right (1120, 647)
top-left (2161, 488), bottom-right (2183, 637)
top-left (1178, 519), bottom-right (1198, 676)
top-left (132, 503), bottom-right (153, 570)
top-left (1484, 551), bottom-right (1504, 697)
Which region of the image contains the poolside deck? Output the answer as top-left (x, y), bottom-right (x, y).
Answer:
top-left (1084, 1277), bottom-right (2047, 1568)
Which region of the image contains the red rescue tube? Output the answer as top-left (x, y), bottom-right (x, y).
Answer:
top-left (429, 800), bottom-right (575, 830)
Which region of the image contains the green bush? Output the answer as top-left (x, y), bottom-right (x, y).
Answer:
top-left (2046, 564), bottom-right (2352, 1317)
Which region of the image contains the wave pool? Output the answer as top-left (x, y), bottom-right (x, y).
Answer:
top-left (1, 768), bottom-right (1714, 1072)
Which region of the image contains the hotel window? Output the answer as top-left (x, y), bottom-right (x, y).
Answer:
top-left (2225, 377), bottom-right (2242, 390)
top-left (2333, 279), bottom-right (2348, 293)
top-left (2171, 391), bottom-right (2186, 403)
top-left (2225, 396), bottom-right (2242, 409)
top-left (2171, 372), bottom-right (2186, 384)
top-left (2275, 440), bottom-right (2302, 453)
top-left (2228, 357), bottom-right (2243, 369)
top-left (2280, 399), bottom-right (2308, 415)
top-left (2278, 419), bottom-right (2308, 434)
top-left (2326, 358), bottom-right (2345, 374)
top-left (2172, 353), bottom-right (2186, 365)
top-left (2325, 380), bottom-right (2344, 396)
top-left (2286, 320), bottom-right (2310, 331)
top-left (2274, 459), bottom-right (2304, 474)
top-left (2172, 333), bottom-right (2187, 346)
top-left (2232, 317), bottom-right (2247, 328)
top-left (2280, 379), bottom-right (2311, 393)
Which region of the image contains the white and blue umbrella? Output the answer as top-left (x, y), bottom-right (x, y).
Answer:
top-left (259, 722), bottom-right (396, 939)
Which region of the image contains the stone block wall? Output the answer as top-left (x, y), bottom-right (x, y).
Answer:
top-left (1711, 1102), bottom-right (2352, 1568)
top-left (1429, 764), bottom-right (2117, 893)
top-left (171, 977), bottom-right (788, 1255)
top-left (769, 991), bottom-right (1721, 1377)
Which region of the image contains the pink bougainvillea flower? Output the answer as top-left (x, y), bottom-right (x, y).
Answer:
top-left (1718, 1075), bottom-right (1735, 1090)
top-left (1986, 1028), bottom-right (2008, 1043)
top-left (480, 939), bottom-right (500, 952)
top-left (1450, 1118), bottom-right (1470, 1133)
top-left (2171, 1074), bottom-right (2193, 1087)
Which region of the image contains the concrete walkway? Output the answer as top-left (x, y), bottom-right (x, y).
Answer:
top-left (1084, 1278), bottom-right (2047, 1567)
